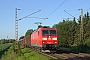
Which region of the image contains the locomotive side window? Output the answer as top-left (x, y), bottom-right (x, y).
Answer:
top-left (38, 31), bottom-right (39, 36)
top-left (50, 30), bottom-right (56, 35)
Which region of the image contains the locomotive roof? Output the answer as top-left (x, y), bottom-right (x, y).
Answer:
top-left (32, 27), bottom-right (57, 34)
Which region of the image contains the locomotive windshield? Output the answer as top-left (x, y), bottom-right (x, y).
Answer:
top-left (42, 30), bottom-right (56, 35)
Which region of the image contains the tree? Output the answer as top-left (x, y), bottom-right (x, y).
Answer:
top-left (25, 29), bottom-right (34, 36)
top-left (70, 17), bottom-right (79, 45)
top-left (52, 18), bottom-right (79, 47)
top-left (0, 39), bottom-right (5, 44)
top-left (83, 12), bottom-right (90, 40)
top-left (53, 20), bottom-right (72, 47)
top-left (19, 36), bottom-right (24, 40)
top-left (38, 25), bottom-right (42, 28)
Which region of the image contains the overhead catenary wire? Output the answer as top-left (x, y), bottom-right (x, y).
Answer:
top-left (74, 7), bottom-right (90, 17)
top-left (40, 0), bottom-right (53, 23)
top-left (64, 7), bottom-right (90, 22)
top-left (40, 0), bottom-right (67, 23)
top-left (41, 0), bottom-right (53, 16)
top-left (63, 0), bottom-right (88, 18)
top-left (71, 0), bottom-right (87, 9)
top-left (40, 0), bottom-right (89, 25)
top-left (47, 0), bottom-right (67, 17)
top-left (65, 0), bottom-right (87, 12)
top-left (64, 10), bottom-right (78, 20)
top-left (19, 10), bottom-right (41, 20)
top-left (71, 0), bottom-right (89, 17)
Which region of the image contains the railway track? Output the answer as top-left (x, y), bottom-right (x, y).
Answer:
top-left (39, 52), bottom-right (59, 60)
top-left (25, 46), bottom-right (90, 60)
top-left (27, 47), bottom-right (60, 60)
top-left (54, 53), bottom-right (90, 60)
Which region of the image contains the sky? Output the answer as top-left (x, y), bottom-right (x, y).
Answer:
top-left (0, 0), bottom-right (90, 39)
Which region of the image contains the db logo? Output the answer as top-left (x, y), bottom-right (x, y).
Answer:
top-left (48, 38), bottom-right (51, 40)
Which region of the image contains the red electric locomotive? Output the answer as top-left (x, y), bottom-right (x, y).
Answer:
top-left (31, 27), bottom-right (58, 52)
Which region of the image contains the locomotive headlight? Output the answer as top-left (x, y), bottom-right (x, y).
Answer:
top-left (43, 42), bottom-right (45, 43)
top-left (52, 38), bottom-right (57, 40)
top-left (42, 38), bottom-right (47, 40)
top-left (55, 42), bottom-right (57, 43)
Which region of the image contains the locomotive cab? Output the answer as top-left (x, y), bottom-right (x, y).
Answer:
top-left (42, 29), bottom-right (58, 50)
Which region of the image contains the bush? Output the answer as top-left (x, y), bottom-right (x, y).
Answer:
top-left (70, 43), bottom-right (90, 54)
top-left (77, 43), bottom-right (88, 53)
top-left (21, 48), bottom-right (31, 54)
top-left (85, 39), bottom-right (90, 47)
top-left (71, 43), bottom-right (90, 54)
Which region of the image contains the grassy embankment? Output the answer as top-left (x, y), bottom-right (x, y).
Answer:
top-left (0, 44), bottom-right (53, 60)
top-left (0, 44), bottom-right (11, 58)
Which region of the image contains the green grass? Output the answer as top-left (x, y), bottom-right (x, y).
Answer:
top-left (0, 44), bottom-right (11, 51)
top-left (0, 46), bottom-right (52, 60)
top-left (0, 44), bottom-right (11, 58)
top-left (20, 46), bottom-right (51, 60)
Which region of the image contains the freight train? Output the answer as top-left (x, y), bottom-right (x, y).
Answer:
top-left (19, 27), bottom-right (58, 52)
